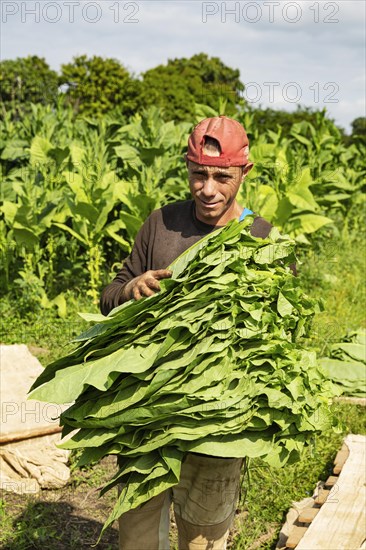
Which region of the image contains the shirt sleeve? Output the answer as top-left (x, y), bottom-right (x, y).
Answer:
top-left (99, 217), bottom-right (150, 316)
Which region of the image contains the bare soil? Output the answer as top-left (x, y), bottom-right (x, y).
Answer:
top-left (1, 457), bottom-right (120, 550)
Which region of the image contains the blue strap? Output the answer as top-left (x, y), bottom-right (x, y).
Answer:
top-left (239, 207), bottom-right (253, 221)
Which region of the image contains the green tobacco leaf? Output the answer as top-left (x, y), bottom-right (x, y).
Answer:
top-left (1, 139), bottom-right (28, 160)
top-left (52, 222), bottom-right (88, 246)
top-left (319, 329), bottom-right (366, 396)
top-left (70, 144), bottom-right (85, 167)
top-left (13, 225), bottom-right (39, 248)
top-left (30, 136), bottom-right (52, 165)
top-left (287, 187), bottom-right (318, 212)
top-left (320, 358), bottom-right (365, 382)
top-left (29, 341), bottom-right (163, 403)
top-left (289, 214), bottom-right (333, 235)
top-left (114, 144), bottom-right (142, 168)
top-left (63, 172), bottom-right (89, 202)
top-left (1, 201), bottom-right (18, 224)
top-left (182, 433), bottom-right (274, 459)
top-left (277, 292), bottom-right (294, 317)
top-left (255, 186), bottom-right (278, 221)
top-left (68, 201), bottom-right (100, 224)
top-left (52, 294), bottom-right (67, 319)
top-left (119, 212), bottom-right (144, 241)
top-left (330, 343), bottom-right (365, 362)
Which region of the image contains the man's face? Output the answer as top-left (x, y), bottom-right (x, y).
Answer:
top-left (187, 160), bottom-right (250, 225)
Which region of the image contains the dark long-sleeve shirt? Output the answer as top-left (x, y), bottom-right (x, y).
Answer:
top-left (100, 200), bottom-right (273, 316)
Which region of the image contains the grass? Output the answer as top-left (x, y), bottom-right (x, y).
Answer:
top-left (0, 228), bottom-right (365, 549)
top-left (0, 291), bottom-right (98, 365)
top-left (297, 227), bottom-right (366, 354)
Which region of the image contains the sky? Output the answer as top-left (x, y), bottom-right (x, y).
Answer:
top-left (1, 0), bottom-right (365, 132)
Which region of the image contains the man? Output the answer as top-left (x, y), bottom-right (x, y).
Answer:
top-left (100, 116), bottom-right (272, 550)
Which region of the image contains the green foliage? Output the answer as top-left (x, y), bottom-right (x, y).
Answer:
top-left (0, 56), bottom-right (59, 117)
top-left (112, 107), bottom-right (191, 241)
top-left (245, 105), bottom-right (339, 139)
top-left (60, 55), bottom-right (142, 117)
top-left (319, 329), bottom-right (366, 397)
top-left (0, 98), bottom-right (364, 313)
top-left (0, 290), bottom-right (95, 366)
top-left (349, 116), bottom-right (366, 146)
top-left (140, 53), bottom-right (244, 120)
top-left (0, 105), bottom-right (191, 308)
top-left (239, 110), bottom-right (365, 243)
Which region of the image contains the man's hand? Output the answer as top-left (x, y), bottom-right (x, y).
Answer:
top-left (123, 269), bottom-right (172, 301)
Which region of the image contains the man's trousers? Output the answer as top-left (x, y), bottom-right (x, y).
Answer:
top-left (118, 453), bottom-right (244, 550)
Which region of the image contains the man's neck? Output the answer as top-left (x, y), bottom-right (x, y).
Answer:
top-left (195, 201), bottom-right (243, 227)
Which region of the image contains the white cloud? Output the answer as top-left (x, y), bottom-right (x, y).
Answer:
top-left (1, 0), bottom-right (364, 131)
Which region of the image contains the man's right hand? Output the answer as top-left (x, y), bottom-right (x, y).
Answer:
top-left (122, 269), bottom-right (172, 301)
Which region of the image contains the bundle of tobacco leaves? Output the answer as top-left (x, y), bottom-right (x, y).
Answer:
top-left (29, 217), bottom-right (336, 533)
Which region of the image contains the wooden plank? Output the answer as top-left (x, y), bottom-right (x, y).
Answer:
top-left (296, 435), bottom-right (366, 550)
top-left (286, 526), bottom-right (308, 548)
top-left (334, 444), bottom-right (349, 464)
top-left (333, 462), bottom-right (346, 475)
top-left (337, 442), bottom-right (349, 454)
top-left (0, 425), bottom-right (62, 444)
top-left (298, 507), bottom-right (320, 523)
top-left (333, 445), bottom-right (350, 474)
top-left (314, 489), bottom-right (330, 505)
top-left (334, 449), bottom-right (349, 465)
top-left (324, 475), bottom-right (338, 488)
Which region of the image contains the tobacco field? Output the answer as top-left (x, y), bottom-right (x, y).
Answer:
top-left (1, 103), bottom-right (364, 308)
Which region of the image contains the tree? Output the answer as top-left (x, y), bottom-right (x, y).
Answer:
top-left (244, 105), bottom-right (341, 139)
top-left (140, 53), bottom-right (245, 121)
top-left (0, 56), bottom-right (59, 116)
top-left (60, 55), bottom-right (142, 117)
top-left (349, 117), bottom-right (366, 145)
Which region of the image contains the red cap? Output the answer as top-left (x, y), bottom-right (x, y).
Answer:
top-left (186, 116), bottom-right (251, 167)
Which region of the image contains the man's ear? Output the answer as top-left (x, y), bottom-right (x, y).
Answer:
top-left (242, 163), bottom-right (254, 179)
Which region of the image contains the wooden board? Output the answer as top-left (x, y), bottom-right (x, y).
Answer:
top-left (286, 527), bottom-right (308, 548)
top-left (297, 507), bottom-right (319, 523)
top-left (333, 443), bottom-right (350, 475)
top-left (0, 425), bottom-right (62, 444)
top-left (324, 475), bottom-right (338, 488)
top-left (296, 434), bottom-right (366, 550)
top-left (314, 488), bottom-right (330, 505)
